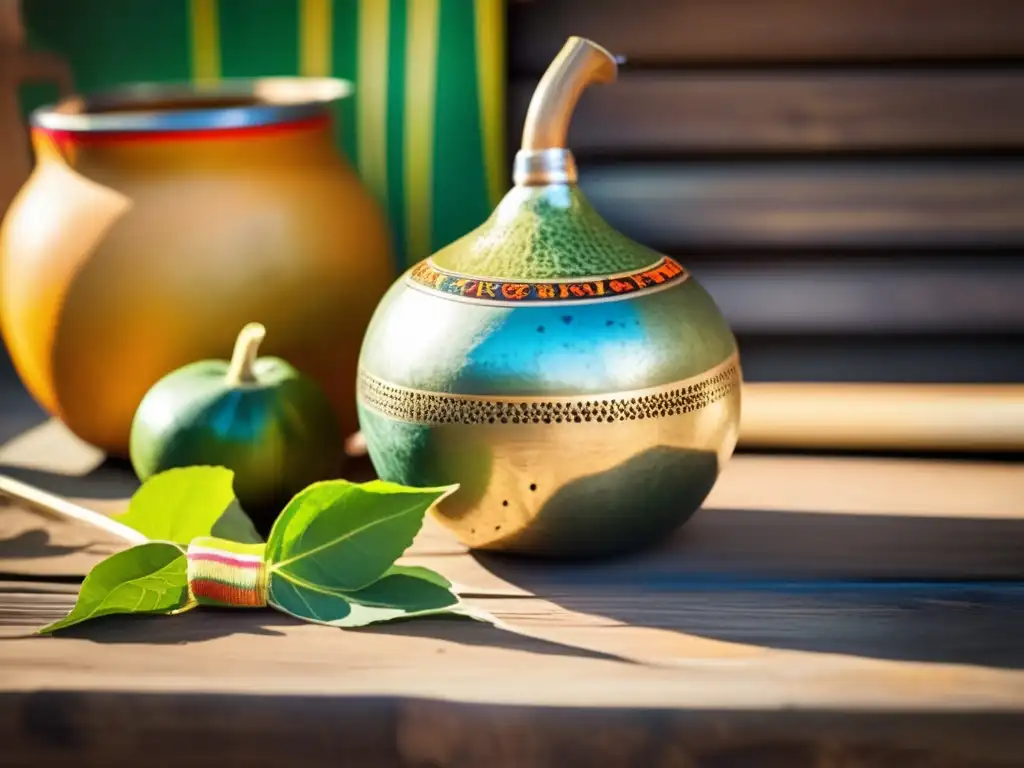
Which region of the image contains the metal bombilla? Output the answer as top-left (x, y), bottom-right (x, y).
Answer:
top-left (357, 37), bottom-right (742, 558)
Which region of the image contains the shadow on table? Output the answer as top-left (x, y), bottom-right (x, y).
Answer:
top-left (470, 505), bottom-right (1024, 670)
top-left (0, 528), bottom-right (108, 560)
top-left (2, 611), bottom-right (290, 644)
top-left (0, 457), bottom-right (139, 502)
top-left (1, 344), bottom-right (137, 500)
top-left (353, 614), bottom-right (633, 663)
top-left (24, 609), bottom-right (630, 662)
top-left (0, 346), bottom-right (47, 444)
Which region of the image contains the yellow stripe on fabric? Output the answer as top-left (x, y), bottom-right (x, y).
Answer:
top-left (357, 0), bottom-right (390, 206)
top-left (474, 0), bottom-right (507, 207)
top-left (404, 0), bottom-right (441, 262)
top-left (188, 0), bottom-right (221, 82)
top-left (299, 0), bottom-right (333, 77)
top-left (188, 559), bottom-right (263, 587)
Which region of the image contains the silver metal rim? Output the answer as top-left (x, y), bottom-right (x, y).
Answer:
top-left (31, 77), bottom-right (352, 133)
top-left (513, 148), bottom-right (578, 186)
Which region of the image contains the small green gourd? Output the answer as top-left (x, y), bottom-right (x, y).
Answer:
top-left (130, 322), bottom-right (345, 533)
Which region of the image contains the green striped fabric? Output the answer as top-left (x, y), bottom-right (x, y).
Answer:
top-left (19, 0), bottom-right (507, 272)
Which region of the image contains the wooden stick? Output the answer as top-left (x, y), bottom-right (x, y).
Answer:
top-left (741, 382), bottom-right (1024, 451)
top-left (0, 473), bottom-right (147, 544)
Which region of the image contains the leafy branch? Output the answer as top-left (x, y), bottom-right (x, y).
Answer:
top-left (39, 467), bottom-right (475, 634)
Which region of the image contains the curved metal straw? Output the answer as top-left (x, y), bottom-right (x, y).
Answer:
top-left (513, 37), bottom-right (618, 186)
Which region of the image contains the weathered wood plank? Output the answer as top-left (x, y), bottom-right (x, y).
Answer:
top-left (3, 689), bottom-right (1022, 768)
top-left (2, 578), bottom-right (1022, 768)
top-left (580, 160), bottom-right (1024, 249)
top-left (510, 72), bottom-right (1024, 153)
top-left (509, 0), bottom-right (1024, 70)
top-left (418, 455), bottom-right (1024, 592)
top-left (4, 441), bottom-right (1023, 581)
top-left (736, 333), bottom-right (1024, 384)
top-left (2, 585), bottom-right (1024, 708)
top-left (740, 382), bottom-right (1024, 451)
top-left (686, 257), bottom-right (1024, 334)
top-left (3, 368), bottom-right (1022, 764)
top-left (0, 499), bottom-right (124, 577)
top-left (22, 581), bottom-right (1024, 669)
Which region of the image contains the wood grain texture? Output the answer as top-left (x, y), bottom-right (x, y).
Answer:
top-left (689, 257), bottom-right (1024, 335)
top-left (511, 72), bottom-right (1024, 153)
top-left (2, 579), bottom-right (1023, 766)
top-left (2, 392), bottom-right (1023, 764)
top-left (509, 0), bottom-right (1024, 70)
top-left (0, 500), bottom-right (123, 577)
top-left (741, 382), bottom-right (1024, 450)
top-left (580, 160), bottom-right (1024, 249)
top-left (2, 679), bottom-right (1022, 768)
top-left (735, 334), bottom-right (1024, 385)
top-left (4, 436), bottom-right (1023, 583)
top-left (3, 581), bottom-right (1024, 691)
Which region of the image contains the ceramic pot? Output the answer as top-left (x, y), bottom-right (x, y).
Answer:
top-left (357, 38), bottom-right (742, 558)
top-left (0, 78), bottom-right (394, 455)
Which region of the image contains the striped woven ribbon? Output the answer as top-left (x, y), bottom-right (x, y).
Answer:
top-left (186, 537), bottom-right (268, 608)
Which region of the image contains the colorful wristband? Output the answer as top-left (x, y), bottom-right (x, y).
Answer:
top-left (186, 537), bottom-right (268, 608)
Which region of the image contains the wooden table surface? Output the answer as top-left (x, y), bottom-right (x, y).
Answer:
top-left (1, 355), bottom-right (1023, 767)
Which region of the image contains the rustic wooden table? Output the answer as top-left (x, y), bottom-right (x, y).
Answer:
top-left (1, 354), bottom-right (1022, 767)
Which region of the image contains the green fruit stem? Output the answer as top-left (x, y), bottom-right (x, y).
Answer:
top-left (226, 323), bottom-right (267, 386)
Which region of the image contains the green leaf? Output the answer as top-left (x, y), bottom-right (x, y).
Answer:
top-left (116, 466), bottom-right (263, 545)
top-left (211, 499), bottom-right (264, 544)
top-left (39, 542), bottom-right (193, 634)
top-left (265, 480), bottom-right (458, 592)
top-left (267, 565), bottom-right (460, 628)
top-left (379, 564), bottom-right (452, 590)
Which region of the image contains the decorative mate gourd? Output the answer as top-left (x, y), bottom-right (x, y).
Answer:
top-left (357, 37), bottom-right (743, 557)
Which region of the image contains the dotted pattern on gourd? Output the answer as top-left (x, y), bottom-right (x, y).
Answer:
top-left (431, 186), bottom-right (663, 280)
top-left (358, 362), bottom-right (740, 426)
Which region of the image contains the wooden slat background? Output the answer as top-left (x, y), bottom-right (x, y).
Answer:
top-left (581, 161), bottom-right (1024, 249)
top-left (508, 0), bottom-right (1024, 385)
top-left (510, 73), bottom-right (1024, 154)
top-left (509, 0), bottom-right (1024, 68)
